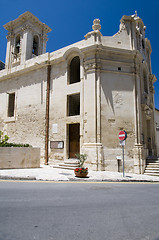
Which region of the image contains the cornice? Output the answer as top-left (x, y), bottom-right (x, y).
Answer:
top-left (3, 11), bottom-right (52, 33)
top-left (0, 53), bottom-right (50, 82)
top-left (82, 44), bottom-right (138, 56)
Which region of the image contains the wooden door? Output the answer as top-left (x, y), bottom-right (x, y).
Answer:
top-left (69, 124), bottom-right (80, 158)
top-left (147, 120), bottom-right (152, 156)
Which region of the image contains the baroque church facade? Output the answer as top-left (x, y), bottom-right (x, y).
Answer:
top-left (0, 11), bottom-right (157, 173)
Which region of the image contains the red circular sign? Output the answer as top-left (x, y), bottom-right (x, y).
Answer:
top-left (118, 131), bottom-right (126, 141)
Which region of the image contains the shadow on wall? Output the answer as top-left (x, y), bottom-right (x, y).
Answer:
top-left (0, 61), bottom-right (67, 94)
top-left (101, 75), bottom-right (133, 114)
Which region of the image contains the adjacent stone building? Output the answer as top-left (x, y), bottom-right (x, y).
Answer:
top-left (0, 61), bottom-right (5, 70)
top-left (155, 108), bottom-right (159, 154)
top-left (0, 11), bottom-right (157, 173)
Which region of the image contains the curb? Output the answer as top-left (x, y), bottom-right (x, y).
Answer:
top-left (0, 175), bottom-right (159, 183)
top-left (0, 176), bottom-right (36, 181)
top-left (68, 178), bottom-right (159, 183)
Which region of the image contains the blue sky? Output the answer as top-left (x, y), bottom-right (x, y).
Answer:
top-left (0, 0), bottom-right (158, 109)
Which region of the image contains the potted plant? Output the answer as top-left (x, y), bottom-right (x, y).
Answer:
top-left (74, 153), bottom-right (88, 178)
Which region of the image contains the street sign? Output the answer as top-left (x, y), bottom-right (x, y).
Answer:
top-left (118, 131), bottom-right (126, 141)
top-left (118, 130), bottom-right (127, 178)
top-left (120, 140), bottom-right (125, 146)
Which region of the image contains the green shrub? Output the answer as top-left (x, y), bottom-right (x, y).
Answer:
top-left (0, 131), bottom-right (9, 145)
top-left (0, 131), bottom-right (32, 147)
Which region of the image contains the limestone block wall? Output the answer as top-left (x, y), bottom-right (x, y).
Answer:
top-left (48, 61), bottom-right (83, 163)
top-left (0, 147), bottom-right (40, 169)
top-left (155, 109), bottom-right (159, 155)
top-left (100, 69), bottom-right (135, 172)
top-left (0, 67), bottom-right (47, 161)
top-left (49, 62), bottom-right (67, 163)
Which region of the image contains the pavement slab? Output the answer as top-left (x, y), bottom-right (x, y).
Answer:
top-left (0, 164), bottom-right (159, 182)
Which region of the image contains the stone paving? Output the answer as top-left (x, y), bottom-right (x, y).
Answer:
top-left (0, 164), bottom-right (159, 182)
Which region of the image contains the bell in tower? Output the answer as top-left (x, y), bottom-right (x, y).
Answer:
top-left (3, 11), bottom-right (52, 69)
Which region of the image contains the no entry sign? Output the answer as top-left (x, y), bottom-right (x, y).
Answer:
top-left (118, 130), bottom-right (127, 178)
top-left (119, 131), bottom-right (127, 141)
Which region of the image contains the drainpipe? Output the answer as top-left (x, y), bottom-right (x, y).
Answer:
top-left (44, 56), bottom-right (51, 165)
top-left (134, 52), bottom-right (143, 173)
top-left (134, 52), bottom-right (139, 145)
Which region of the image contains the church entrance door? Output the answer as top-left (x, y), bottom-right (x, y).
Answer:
top-left (69, 123), bottom-right (80, 158)
top-left (147, 120), bottom-right (152, 156)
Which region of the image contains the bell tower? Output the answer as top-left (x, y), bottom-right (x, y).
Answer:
top-left (3, 11), bottom-right (52, 69)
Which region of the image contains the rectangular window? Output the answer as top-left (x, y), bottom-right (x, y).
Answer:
top-left (67, 93), bottom-right (80, 116)
top-left (8, 93), bottom-right (15, 117)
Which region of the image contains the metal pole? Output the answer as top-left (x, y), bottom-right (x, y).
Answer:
top-left (122, 145), bottom-right (125, 177)
top-left (45, 64), bottom-right (51, 165)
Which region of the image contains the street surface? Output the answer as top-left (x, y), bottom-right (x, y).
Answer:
top-left (0, 181), bottom-right (159, 240)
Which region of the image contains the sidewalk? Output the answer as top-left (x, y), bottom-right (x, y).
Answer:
top-left (0, 164), bottom-right (159, 182)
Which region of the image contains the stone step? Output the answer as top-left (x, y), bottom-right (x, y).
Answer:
top-left (145, 168), bottom-right (159, 171)
top-left (146, 165), bottom-right (159, 169)
top-left (145, 157), bottom-right (159, 176)
top-left (144, 173), bottom-right (159, 177)
top-left (59, 163), bottom-right (79, 168)
top-left (145, 165), bottom-right (159, 169)
top-left (145, 169), bottom-right (159, 173)
top-left (53, 165), bottom-right (75, 170)
top-left (64, 159), bottom-right (79, 164)
top-left (53, 158), bottom-right (80, 170)
top-left (147, 156), bottom-right (159, 160)
top-left (146, 169), bottom-right (159, 173)
top-left (64, 161), bottom-right (79, 165)
top-left (146, 163), bottom-right (159, 166)
top-left (146, 161), bottom-right (159, 165)
top-left (146, 168), bottom-right (159, 172)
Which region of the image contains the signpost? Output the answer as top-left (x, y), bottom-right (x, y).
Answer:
top-left (119, 130), bottom-right (127, 141)
top-left (118, 130), bottom-right (127, 177)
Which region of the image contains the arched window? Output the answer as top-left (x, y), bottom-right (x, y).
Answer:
top-left (32, 36), bottom-right (39, 56)
top-left (142, 39), bottom-right (145, 50)
top-left (69, 56), bottom-right (80, 84)
top-left (15, 35), bottom-right (20, 54)
top-left (143, 71), bottom-right (148, 94)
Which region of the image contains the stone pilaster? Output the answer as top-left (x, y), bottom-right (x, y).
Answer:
top-left (134, 144), bottom-right (144, 174)
top-left (21, 24), bottom-right (33, 63)
top-left (5, 32), bottom-right (14, 69)
top-left (41, 34), bottom-right (48, 54)
top-left (82, 143), bottom-right (104, 171)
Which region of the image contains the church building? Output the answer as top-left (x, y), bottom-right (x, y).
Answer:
top-left (0, 11), bottom-right (157, 173)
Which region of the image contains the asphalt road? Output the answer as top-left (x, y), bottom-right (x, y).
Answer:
top-left (0, 181), bottom-right (159, 240)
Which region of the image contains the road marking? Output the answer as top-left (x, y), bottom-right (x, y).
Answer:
top-left (0, 179), bottom-right (159, 184)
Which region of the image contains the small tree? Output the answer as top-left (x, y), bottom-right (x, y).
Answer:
top-left (75, 153), bottom-right (87, 168)
top-left (0, 131), bottom-right (9, 145)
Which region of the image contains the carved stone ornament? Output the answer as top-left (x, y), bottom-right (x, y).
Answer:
top-left (41, 34), bottom-right (48, 42)
top-left (85, 18), bottom-right (102, 41)
top-left (22, 24), bottom-right (33, 32)
top-left (84, 61), bottom-right (101, 71)
top-left (115, 20), bottom-right (126, 36)
top-left (92, 19), bottom-right (101, 31)
top-left (119, 21), bottom-right (126, 31)
top-left (131, 11), bottom-right (138, 19)
top-left (85, 63), bottom-right (97, 71)
top-left (136, 25), bottom-right (140, 34)
top-left (6, 31), bottom-right (14, 40)
top-left (144, 106), bottom-right (152, 120)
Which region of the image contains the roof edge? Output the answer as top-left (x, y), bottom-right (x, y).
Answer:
top-left (3, 11), bottom-right (52, 33)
